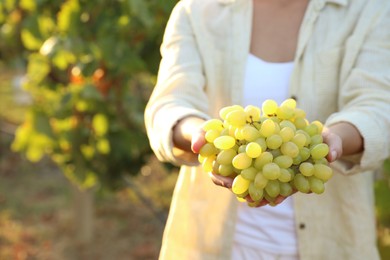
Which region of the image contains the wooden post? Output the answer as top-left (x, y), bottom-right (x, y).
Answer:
top-left (71, 184), bottom-right (95, 244)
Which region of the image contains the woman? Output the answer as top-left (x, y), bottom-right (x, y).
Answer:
top-left (144, 0), bottom-right (390, 259)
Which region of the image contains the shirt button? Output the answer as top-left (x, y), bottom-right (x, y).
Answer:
top-left (299, 223), bottom-right (306, 229)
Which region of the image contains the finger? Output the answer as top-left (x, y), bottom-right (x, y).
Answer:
top-left (208, 172), bottom-right (234, 189)
top-left (191, 130), bottom-right (206, 154)
top-left (257, 199), bottom-right (269, 207)
top-left (274, 195), bottom-right (286, 204)
top-left (322, 130), bottom-right (342, 162)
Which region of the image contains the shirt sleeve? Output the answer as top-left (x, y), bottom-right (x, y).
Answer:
top-left (144, 1), bottom-right (210, 166)
top-left (326, 5), bottom-right (390, 175)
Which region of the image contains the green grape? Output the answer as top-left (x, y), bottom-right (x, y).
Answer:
top-left (314, 158), bottom-right (329, 165)
top-left (226, 109), bottom-right (247, 127)
top-left (299, 148), bottom-right (310, 162)
top-left (292, 155), bottom-right (303, 165)
top-left (309, 176), bottom-right (325, 194)
top-left (238, 144), bottom-right (247, 153)
top-left (220, 128), bottom-right (230, 136)
top-left (202, 119), bottom-right (224, 131)
top-left (245, 105), bottom-right (261, 122)
top-left (266, 134), bottom-right (283, 149)
top-left (292, 133), bottom-right (307, 149)
top-left (311, 143), bottom-right (330, 160)
top-left (249, 182), bottom-right (264, 201)
top-left (279, 126), bottom-right (295, 142)
top-left (265, 180), bottom-right (280, 198)
top-left (212, 161), bottom-right (220, 174)
top-left (228, 125), bottom-right (237, 137)
top-left (260, 119), bottom-right (276, 137)
top-left (199, 143), bottom-right (218, 157)
top-left (274, 155), bottom-right (293, 169)
top-left (264, 192), bottom-right (276, 204)
top-left (262, 162), bottom-right (281, 180)
top-left (299, 162), bottom-right (314, 177)
top-left (296, 130), bottom-right (311, 146)
top-left (254, 137), bottom-right (267, 152)
top-left (281, 142), bottom-right (299, 158)
top-left (305, 123), bottom-right (319, 136)
top-left (293, 173), bottom-right (310, 193)
top-left (247, 200), bottom-right (261, 207)
top-left (241, 125), bottom-right (261, 142)
top-left (262, 99), bottom-right (278, 116)
top-left (254, 152), bottom-right (273, 170)
top-left (311, 120), bottom-right (324, 133)
top-left (276, 105), bottom-right (294, 120)
top-left (220, 105), bottom-right (244, 120)
top-left (234, 127), bottom-right (245, 140)
top-left (254, 172), bottom-right (268, 189)
top-left (310, 134), bottom-right (323, 146)
top-left (279, 120), bottom-right (296, 131)
top-left (294, 108), bottom-right (306, 118)
top-left (313, 164), bottom-right (333, 181)
top-left (219, 164), bottom-right (235, 177)
top-left (236, 191), bottom-right (249, 200)
top-left (269, 149), bottom-right (282, 158)
top-left (270, 117), bottom-right (282, 126)
top-left (294, 117), bottom-right (308, 129)
top-left (246, 142), bottom-right (262, 158)
top-left (232, 153), bottom-right (253, 170)
top-left (232, 175), bottom-right (251, 195)
top-left (202, 155), bottom-right (216, 172)
top-left (198, 154), bottom-right (205, 163)
top-left (214, 135), bottom-right (236, 150)
top-left (279, 182), bottom-right (293, 197)
top-left (205, 129), bottom-right (220, 143)
top-left (278, 168), bottom-right (293, 182)
top-left (241, 167), bottom-right (258, 181)
top-left (216, 149), bottom-right (237, 165)
top-left (280, 98), bottom-right (297, 109)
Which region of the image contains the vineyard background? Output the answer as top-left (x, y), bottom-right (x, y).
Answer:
top-left (0, 0), bottom-right (390, 259)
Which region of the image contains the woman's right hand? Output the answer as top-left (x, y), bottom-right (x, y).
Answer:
top-left (191, 130), bottom-right (287, 207)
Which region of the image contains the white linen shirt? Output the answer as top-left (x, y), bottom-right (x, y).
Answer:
top-left (144, 0), bottom-right (390, 259)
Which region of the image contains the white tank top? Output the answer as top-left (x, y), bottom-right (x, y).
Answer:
top-left (233, 54), bottom-right (298, 255)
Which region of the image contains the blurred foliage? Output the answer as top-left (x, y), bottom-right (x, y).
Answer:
top-left (0, 0), bottom-right (178, 190)
top-left (377, 159), bottom-right (390, 225)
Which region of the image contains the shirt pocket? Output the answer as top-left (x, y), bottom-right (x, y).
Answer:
top-left (314, 47), bottom-right (344, 115)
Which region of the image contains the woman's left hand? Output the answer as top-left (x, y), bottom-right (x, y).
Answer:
top-left (322, 127), bottom-right (343, 162)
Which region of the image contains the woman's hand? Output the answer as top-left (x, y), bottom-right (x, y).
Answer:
top-left (322, 127), bottom-right (343, 162)
top-left (192, 131), bottom-right (287, 207)
top-left (322, 122), bottom-right (363, 162)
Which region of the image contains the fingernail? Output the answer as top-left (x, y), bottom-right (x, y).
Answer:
top-left (331, 151), bottom-right (337, 160)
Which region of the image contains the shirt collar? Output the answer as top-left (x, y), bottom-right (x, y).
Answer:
top-left (324, 0), bottom-right (348, 6)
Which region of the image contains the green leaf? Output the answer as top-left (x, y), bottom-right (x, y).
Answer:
top-left (21, 28), bottom-right (43, 50)
top-left (127, 0), bottom-right (152, 28)
top-left (26, 53), bottom-right (51, 83)
top-left (20, 0), bottom-right (37, 12)
top-left (57, 0), bottom-right (80, 33)
top-left (92, 114), bottom-right (109, 137)
top-left (33, 111), bottom-right (52, 136)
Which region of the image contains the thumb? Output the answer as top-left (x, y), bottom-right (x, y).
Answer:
top-left (191, 130), bottom-right (206, 154)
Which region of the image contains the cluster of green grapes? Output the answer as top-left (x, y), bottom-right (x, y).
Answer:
top-left (198, 99), bottom-right (333, 206)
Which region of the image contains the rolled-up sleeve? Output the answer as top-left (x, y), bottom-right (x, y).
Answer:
top-left (144, 1), bottom-right (210, 166)
top-left (326, 6), bottom-right (390, 175)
